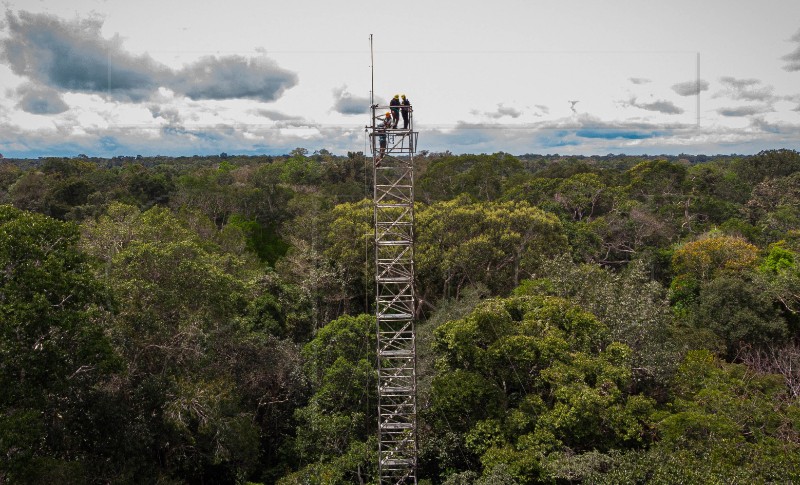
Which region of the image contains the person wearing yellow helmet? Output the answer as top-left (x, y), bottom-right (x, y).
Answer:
top-left (390, 94), bottom-right (401, 129)
top-left (400, 94), bottom-right (411, 129)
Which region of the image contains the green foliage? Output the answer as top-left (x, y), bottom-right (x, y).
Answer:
top-left (9, 170), bottom-right (48, 213)
top-left (521, 258), bottom-right (680, 390)
top-left (281, 152), bottom-right (323, 186)
top-left (322, 199), bottom-right (373, 314)
top-left (668, 273), bottom-right (700, 317)
top-left (668, 233), bottom-right (791, 357)
top-left (690, 275), bottom-right (787, 356)
top-left (741, 172), bottom-right (800, 246)
top-left (77, 202), bottom-right (309, 482)
top-left (625, 159), bottom-right (686, 206)
top-left (579, 200), bottom-right (675, 265)
top-left (732, 148), bottom-right (800, 185)
top-left (241, 272), bottom-right (312, 341)
top-left (288, 314), bottom-right (377, 480)
top-left (121, 163), bottom-right (175, 208)
top-left (417, 196), bottom-right (567, 298)
top-left (227, 214), bottom-right (289, 265)
top-left (418, 153), bottom-right (523, 203)
top-left (719, 216), bottom-right (762, 242)
top-left (2, 150), bottom-right (800, 482)
top-left (686, 161), bottom-right (749, 205)
top-left (554, 172), bottom-right (609, 221)
top-left (301, 313), bottom-right (375, 395)
top-left (758, 243), bottom-right (800, 317)
top-left (0, 205), bottom-right (118, 482)
top-left (276, 437), bottom-right (376, 485)
top-left (429, 370), bottom-right (504, 433)
top-left (585, 351), bottom-right (800, 483)
top-left (0, 162), bottom-right (21, 200)
top-left (424, 295), bottom-right (655, 482)
top-left (761, 243), bottom-right (796, 273)
top-left (500, 176), bottom-right (561, 210)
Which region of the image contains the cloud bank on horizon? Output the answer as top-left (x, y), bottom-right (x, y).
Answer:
top-left (1, 4), bottom-right (800, 158)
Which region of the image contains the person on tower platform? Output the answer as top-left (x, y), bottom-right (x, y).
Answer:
top-left (401, 94), bottom-right (411, 129)
top-left (375, 111), bottom-right (392, 166)
top-left (390, 94), bottom-right (401, 129)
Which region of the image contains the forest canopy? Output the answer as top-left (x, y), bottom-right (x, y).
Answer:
top-left (1, 149), bottom-right (800, 483)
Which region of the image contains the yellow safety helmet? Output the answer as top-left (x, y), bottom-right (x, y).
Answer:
top-left (394, 94), bottom-right (400, 99)
top-left (401, 94), bottom-right (406, 98)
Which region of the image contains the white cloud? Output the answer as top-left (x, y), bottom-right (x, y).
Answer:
top-left (782, 28), bottom-right (800, 72)
top-left (249, 109), bottom-right (305, 121)
top-left (716, 77), bottom-right (775, 102)
top-left (717, 105), bottom-right (773, 117)
top-left (331, 85), bottom-right (373, 115)
top-left (473, 103), bottom-right (523, 119)
top-left (2, 3), bottom-right (800, 158)
top-left (0, 10), bottom-right (298, 103)
top-left (622, 97), bottom-right (684, 115)
top-left (15, 83), bottom-right (68, 114)
top-left (672, 79), bottom-right (710, 96)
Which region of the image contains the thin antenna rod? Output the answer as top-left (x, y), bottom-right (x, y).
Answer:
top-left (370, 34), bottom-right (375, 106)
top-left (696, 51), bottom-right (700, 127)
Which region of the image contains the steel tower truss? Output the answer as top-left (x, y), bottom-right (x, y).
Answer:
top-left (369, 105), bottom-right (418, 484)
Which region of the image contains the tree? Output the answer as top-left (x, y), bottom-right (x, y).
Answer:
top-left (669, 233), bottom-right (786, 357)
top-left (422, 295), bottom-right (655, 483)
top-left (672, 233), bottom-right (758, 282)
top-left (79, 203), bottom-right (303, 482)
top-left (416, 196), bottom-right (567, 300)
top-left (281, 151), bottom-right (323, 187)
top-left (0, 162), bottom-right (21, 204)
top-left (685, 161), bottom-right (749, 205)
top-left (45, 176), bottom-right (92, 219)
top-left (554, 172), bottom-right (608, 222)
top-left (744, 172), bottom-right (800, 243)
top-left (418, 153), bottom-right (523, 203)
top-left (740, 341), bottom-right (800, 400)
top-left (580, 201), bottom-right (675, 265)
top-left (282, 314), bottom-right (377, 483)
top-left (758, 243), bottom-right (800, 317)
top-left (0, 205), bottom-right (117, 482)
top-left (732, 149), bottom-right (800, 186)
top-left (676, 162), bottom-right (747, 234)
top-left (519, 257), bottom-right (680, 390)
top-left (323, 199), bottom-right (374, 315)
top-left (690, 275), bottom-right (787, 357)
top-left (121, 163), bottom-right (175, 208)
top-left (227, 214), bottom-right (290, 265)
top-left (624, 159), bottom-right (686, 207)
top-left (9, 170), bottom-right (48, 213)
top-left (588, 350), bottom-right (800, 483)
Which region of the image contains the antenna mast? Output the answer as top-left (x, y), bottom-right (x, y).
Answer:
top-left (370, 34), bottom-right (375, 107)
top-left (368, 36), bottom-right (419, 484)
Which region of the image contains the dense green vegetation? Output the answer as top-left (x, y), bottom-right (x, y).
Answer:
top-left (1, 148), bottom-right (800, 483)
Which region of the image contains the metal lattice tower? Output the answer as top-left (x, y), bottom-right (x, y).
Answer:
top-left (369, 103), bottom-right (418, 484)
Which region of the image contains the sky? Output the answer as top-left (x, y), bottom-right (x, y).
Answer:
top-left (1, 0), bottom-right (800, 158)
